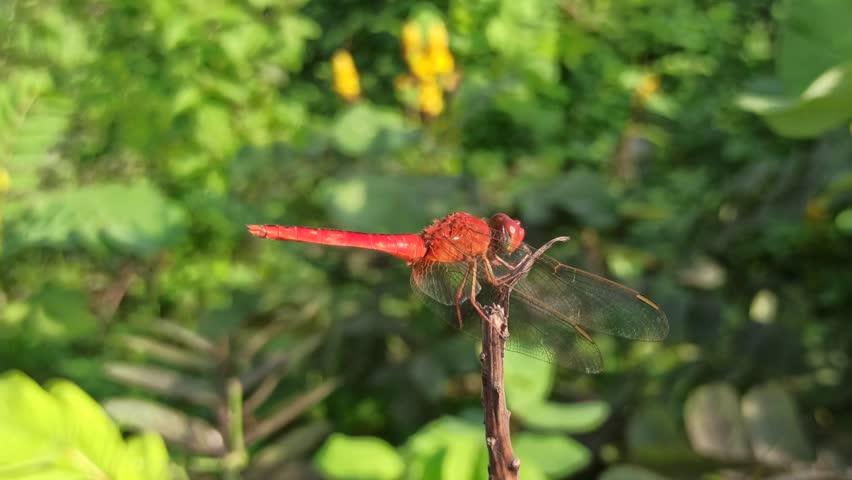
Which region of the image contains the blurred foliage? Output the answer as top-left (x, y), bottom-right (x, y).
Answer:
top-left (1, 0), bottom-right (852, 479)
top-left (0, 371), bottom-right (176, 479)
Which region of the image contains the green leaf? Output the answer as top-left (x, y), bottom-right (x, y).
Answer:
top-left (119, 432), bottom-right (172, 480)
top-left (3, 181), bottom-right (188, 258)
top-left (219, 23), bottom-right (270, 68)
top-left (517, 462), bottom-right (548, 480)
top-left (331, 103), bottom-right (410, 157)
top-left (836, 208), bottom-right (852, 234)
top-left (0, 69), bottom-right (72, 193)
top-left (518, 170), bottom-right (618, 229)
top-left (317, 175), bottom-right (471, 233)
top-left (104, 397), bottom-right (225, 455)
top-left (117, 333), bottom-right (212, 371)
top-left (24, 284), bottom-right (98, 342)
top-left (314, 433), bottom-right (404, 480)
top-left (626, 404), bottom-right (697, 465)
top-left (505, 349), bottom-right (554, 407)
top-left (684, 383), bottom-right (751, 461)
top-left (275, 14), bottom-right (321, 71)
top-left (103, 362), bottom-right (219, 406)
top-left (776, 0), bottom-right (852, 93)
top-left (600, 465), bottom-right (671, 480)
top-left (403, 416), bottom-right (486, 480)
top-left (738, 62), bottom-right (852, 138)
top-left (252, 422), bottom-right (332, 473)
top-left (0, 371), bottom-right (170, 480)
top-left (742, 383), bottom-right (812, 466)
top-left (514, 432), bottom-right (591, 477)
top-left (514, 400), bottom-right (610, 433)
top-left (195, 103), bottom-right (238, 158)
top-left (485, 0), bottom-right (559, 84)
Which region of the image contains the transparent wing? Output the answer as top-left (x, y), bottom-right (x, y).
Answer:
top-left (411, 256), bottom-right (603, 373)
top-left (498, 243), bottom-right (669, 342)
top-left (411, 261), bottom-right (478, 306)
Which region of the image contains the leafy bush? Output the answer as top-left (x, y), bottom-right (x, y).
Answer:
top-left (2, 0), bottom-right (851, 478)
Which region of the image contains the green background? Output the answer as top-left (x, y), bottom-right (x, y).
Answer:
top-left (2, 0), bottom-right (851, 478)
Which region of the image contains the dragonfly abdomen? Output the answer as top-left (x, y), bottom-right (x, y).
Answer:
top-left (247, 224), bottom-right (426, 262)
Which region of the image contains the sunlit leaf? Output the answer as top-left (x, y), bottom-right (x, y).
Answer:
top-left (505, 349), bottom-right (554, 407)
top-left (0, 371), bottom-right (170, 480)
top-left (514, 432), bottom-right (591, 477)
top-left (314, 433), bottom-right (404, 480)
top-left (513, 400), bottom-right (610, 433)
top-left (738, 62), bottom-right (852, 138)
top-left (104, 397), bottom-right (225, 455)
top-left (3, 181), bottom-right (188, 258)
top-left (403, 416), bottom-right (485, 480)
top-left (684, 383), bottom-right (751, 461)
top-left (742, 383), bottom-right (812, 466)
top-left (600, 465), bottom-right (671, 480)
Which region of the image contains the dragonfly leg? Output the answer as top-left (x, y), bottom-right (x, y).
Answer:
top-left (488, 253), bottom-right (530, 285)
top-left (453, 264), bottom-right (472, 329)
top-left (468, 261), bottom-right (498, 330)
top-left (482, 256), bottom-right (499, 284)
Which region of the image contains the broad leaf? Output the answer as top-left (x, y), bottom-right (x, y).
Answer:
top-left (314, 433), bottom-right (404, 480)
top-left (513, 400), bottom-right (610, 433)
top-left (0, 371), bottom-right (170, 480)
top-left (742, 383), bottom-right (812, 466)
top-left (684, 383), bottom-right (751, 461)
top-left (3, 181), bottom-right (188, 258)
top-left (514, 432), bottom-right (591, 477)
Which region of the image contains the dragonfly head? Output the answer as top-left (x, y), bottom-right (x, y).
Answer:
top-left (489, 213), bottom-right (525, 253)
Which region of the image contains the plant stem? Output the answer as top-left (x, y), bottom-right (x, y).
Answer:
top-left (224, 378), bottom-right (247, 480)
top-left (480, 236), bottom-right (570, 479)
top-left (481, 301), bottom-right (520, 480)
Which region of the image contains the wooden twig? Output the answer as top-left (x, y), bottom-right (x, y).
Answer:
top-left (480, 236), bottom-right (570, 479)
top-left (481, 301), bottom-right (520, 480)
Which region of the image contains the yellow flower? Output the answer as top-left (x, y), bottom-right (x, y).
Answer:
top-left (402, 22), bottom-right (423, 57)
top-left (635, 73), bottom-right (660, 104)
top-left (332, 50), bottom-right (361, 101)
top-left (419, 80), bottom-right (444, 117)
top-left (0, 167), bottom-right (9, 194)
top-left (427, 23), bottom-right (454, 77)
top-left (429, 47), bottom-right (454, 76)
top-left (407, 51), bottom-right (433, 81)
top-left (427, 23), bottom-right (449, 51)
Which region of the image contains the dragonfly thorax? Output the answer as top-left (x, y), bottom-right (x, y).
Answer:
top-left (420, 212), bottom-right (492, 263)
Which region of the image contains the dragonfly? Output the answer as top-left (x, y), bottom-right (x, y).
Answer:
top-left (248, 212), bottom-right (668, 373)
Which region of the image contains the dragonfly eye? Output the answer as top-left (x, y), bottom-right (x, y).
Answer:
top-left (502, 230), bottom-right (514, 251)
top-left (489, 213), bottom-right (525, 253)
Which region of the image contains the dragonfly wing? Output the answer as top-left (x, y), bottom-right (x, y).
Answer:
top-left (411, 261), bottom-right (479, 306)
top-left (414, 258), bottom-right (603, 373)
top-left (503, 304), bottom-right (603, 373)
top-left (505, 244), bottom-right (669, 341)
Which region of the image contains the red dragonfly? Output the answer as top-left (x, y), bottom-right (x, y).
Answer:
top-left (248, 212), bottom-right (668, 372)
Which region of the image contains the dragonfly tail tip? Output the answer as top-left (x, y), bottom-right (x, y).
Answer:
top-left (246, 224), bottom-right (266, 238)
